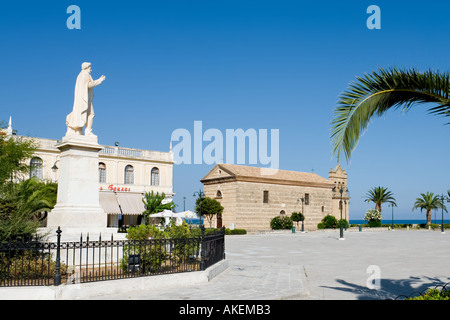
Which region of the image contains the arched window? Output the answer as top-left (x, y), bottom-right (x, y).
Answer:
top-left (216, 190), bottom-right (222, 198)
top-left (30, 157), bottom-right (43, 179)
top-left (99, 163), bottom-right (106, 183)
top-left (124, 165), bottom-right (134, 184)
top-left (280, 210), bottom-right (286, 216)
top-left (151, 167), bottom-right (159, 186)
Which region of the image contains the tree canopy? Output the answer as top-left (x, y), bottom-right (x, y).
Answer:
top-left (0, 128), bottom-right (37, 188)
top-left (195, 197), bottom-right (223, 228)
top-left (364, 186), bottom-right (396, 212)
top-left (331, 67), bottom-right (450, 162)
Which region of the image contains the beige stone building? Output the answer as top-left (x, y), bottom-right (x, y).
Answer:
top-left (201, 163), bottom-right (349, 232)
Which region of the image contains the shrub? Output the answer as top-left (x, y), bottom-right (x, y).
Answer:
top-left (407, 288), bottom-right (450, 300)
top-left (225, 228), bottom-right (247, 235)
top-left (0, 251), bottom-right (67, 280)
top-left (164, 222), bottom-right (199, 265)
top-left (270, 216), bottom-right (293, 230)
top-left (367, 220), bottom-right (382, 228)
top-left (321, 215), bottom-right (338, 228)
top-left (125, 224), bottom-right (164, 240)
top-left (336, 219), bottom-right (349, 229)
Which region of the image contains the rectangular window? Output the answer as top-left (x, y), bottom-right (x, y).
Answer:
top-left (305, 193), bottom-right (310, 205)
top-left (263, 191), bottom-right (269, 203)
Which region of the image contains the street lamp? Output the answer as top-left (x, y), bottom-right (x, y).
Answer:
top-left (193, 190), bottom-right (204, 225)
top-left (183, 196), bottom-right (186, 211)
top-left (333, 185), bottom-right (348, 240)
top-left (51, 160), bottom-right (60, 172)
top-left (339, 187), bottom-right (344, 239)
top-left (436, 194), bottom-right (450, 234)
top-left (390, 203), bottom-right (396, 231)
top-left (300, 197), bottom-right (306, 232)
top-left (333, 185), bottom-right (349, 240)
top-left (344, 199), bottom-right (348, 230)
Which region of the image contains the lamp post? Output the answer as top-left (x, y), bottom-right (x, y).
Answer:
top-left (301, 197), bottom-right (305, 232)
top-left (339, 187), bottom-right (344, 239)
top-left (344, 199), bottom-right (348, 230)
top-left (390, 203), bottom-right (395, 231)
top-left (332, 185), bottom-right (349, 240)
top-left (183, 196), bottom-right (186, 211)
top-left (193, 190), bottom-right (204, 225)
top-left (436, 194), bottom-right (449, 234)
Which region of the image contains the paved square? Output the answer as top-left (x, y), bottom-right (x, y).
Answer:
top-left (96, 229), bottom-right (450, 300)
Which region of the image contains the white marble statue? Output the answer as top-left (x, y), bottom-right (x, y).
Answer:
top-left (66, 62), bottom-right (106, 136)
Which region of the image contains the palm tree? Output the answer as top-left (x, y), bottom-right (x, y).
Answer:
top-left (331, 67), bottom-right (450, 162)
top-left (364, 186), bottom-right (396, 212)
top-left (412, 192), bottom-right (447, 226)
top-left (0, 177), bottom-right (57, 240)
top-left (141, 191), bottom-right (175, 224)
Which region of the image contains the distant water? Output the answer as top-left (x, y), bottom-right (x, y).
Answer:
top-left (350, 219), bottom-right (450, 225)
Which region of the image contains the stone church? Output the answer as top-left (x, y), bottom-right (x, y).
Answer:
top-left (201, 163), bottom-right (349, 232)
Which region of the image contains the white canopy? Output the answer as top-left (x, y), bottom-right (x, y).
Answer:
top-left (149, 210), bottom-right (176, 218)
top-left (172, 210), bottom-right (198, 218)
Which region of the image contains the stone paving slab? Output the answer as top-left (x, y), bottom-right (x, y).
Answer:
top-left (93, 229), bottom-right (450, 300)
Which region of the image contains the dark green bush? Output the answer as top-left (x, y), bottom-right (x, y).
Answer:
top-left (367, 220), bottom-right (382, 228)
top-left (336, 219), bottom-right (349, 229)
top-left (320, 215), bottom-right (337, 228)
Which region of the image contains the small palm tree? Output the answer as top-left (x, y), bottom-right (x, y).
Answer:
top-left (364, 186), bottom-right (396, 212)
top-left (0, 177), bottom-right (57, 240)
top-left (141, 191), bottom-right (175, 224)
top-left (412, 192), bottom-right (447, 226)
top-left (331, 67), bottom-right (450, 162)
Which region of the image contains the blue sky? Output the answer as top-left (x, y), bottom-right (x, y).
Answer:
top-left (1, 0), bottom-right (449, 220)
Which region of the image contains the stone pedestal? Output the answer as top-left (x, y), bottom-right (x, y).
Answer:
top-left (46, 134), bottom-right (110, 236)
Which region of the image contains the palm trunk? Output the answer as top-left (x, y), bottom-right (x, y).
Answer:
top-left (426, 209), bottom-right (432, 226)
top-left (376, 203), bottom-right (382, 212)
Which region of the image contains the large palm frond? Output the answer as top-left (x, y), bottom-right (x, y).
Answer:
top-left (331, 67), bottom-right (450, 162)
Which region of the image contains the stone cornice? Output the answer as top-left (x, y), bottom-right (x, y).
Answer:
top-left (202, 174), bottom-right (333, 189)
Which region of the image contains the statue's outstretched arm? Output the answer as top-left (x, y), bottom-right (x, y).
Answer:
top-left (88, 75), bottom-right (106, 88)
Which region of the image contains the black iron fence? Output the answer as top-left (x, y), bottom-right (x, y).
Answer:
top-left (0, 226), bottom-right (225, 287)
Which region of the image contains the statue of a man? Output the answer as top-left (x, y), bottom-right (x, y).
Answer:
top-left (66, 62), bottom-right (105, 136)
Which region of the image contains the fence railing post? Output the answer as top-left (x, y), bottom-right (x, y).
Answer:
top-left (200, 225), bottom-right (206, 271)
top-left (54, 226), bottom-right (62, 286)
top-left (222, 227), bottom-right (226, 260)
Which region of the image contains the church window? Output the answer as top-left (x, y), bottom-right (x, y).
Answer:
top-left (305, 193), bottom-right (310, 205)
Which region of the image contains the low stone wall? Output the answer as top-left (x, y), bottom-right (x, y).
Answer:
top-left (0, 259), bottom-right (228, 300)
